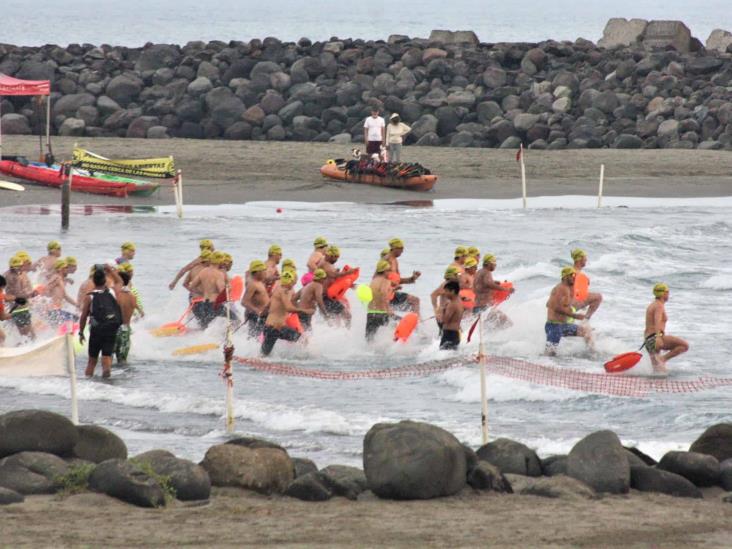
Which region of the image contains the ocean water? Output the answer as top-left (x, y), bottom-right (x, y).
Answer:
top-left (1, 196), bottom-right (731, 465)
top-left (2, 0), bottom-right (729, 47)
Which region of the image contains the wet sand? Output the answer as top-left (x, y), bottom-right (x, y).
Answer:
top-left (1, 136), bottom-right (731, 208)
top-left (1, 488), bottom-right (731, 547)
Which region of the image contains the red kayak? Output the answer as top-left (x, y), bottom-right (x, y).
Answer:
top-left (0, 160), bottom-right (159, 197)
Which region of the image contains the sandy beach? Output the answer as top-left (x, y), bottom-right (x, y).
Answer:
top-left (1, 136), bottom-right (732, 208)
top-left (0, 487), bottom-right (730, 547)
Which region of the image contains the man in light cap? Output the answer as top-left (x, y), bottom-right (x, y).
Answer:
top-left (571, 248), bottom-right (602, 320)
top-left (241, 259), bottom-right (270, 337)
top-left (307, 237), bottom-right (329, 273)
top-left (182, 249), bottom-right (213, 300)
top-left (264, 244), bottom-right (283, 295)
top-left (366, 260), bottom-right (394, 340)
top-left (261, 270), bottom-right (304, 356)
top-left (45, 259), bottom-right (78, 326)
top-left (34, 240), bottom-right (63, 280)
top-left (643, 283), bottom-right (688, 374)
top-left (169, 239), bottom-right (215, 290)
top-left (545, 266), bottom-right (592, 354)
top-left (467, 246), bottom-right (480, 264)
top-left (474, 253), bottom-right (514, 327)
top-left (188, 251), bottom-right (226, 328)
top-left (385, 238), bottom-right (421, 314)
top-left (117, 242), bottom-right (136, 265)
top-left (65, 257), bottom-right (78, 285)
top-left (294, 268), bottom-right (328, 331)
top-left (318, 245), bottom-right (354, 324)
top-left (448, 246), bottom-right (468, 275)
top-left (431, 265), bottom-right (461, 333)
top-left (3, 255), bottom-right (36, 339)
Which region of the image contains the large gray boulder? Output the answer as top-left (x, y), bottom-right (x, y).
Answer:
top-left (466, 461), bottom-right (513, 493)
top-left (630, 466), bottom-right (702, 498)
top-left (690, 424), bottom-right (732, 462)
top-left (566, 430), bottom-right (630, 494)
top-left (59, 118), bottom-right (85, 137)
top-left (200, 443), bottom-right (293, 494)
top-left (706, 29), bottom-right (732, 53)
top-left (541, 455), bottom-right (568, 477)
top-left (429, 30), bottom-right (479, 45)
top-left (0, 410), bottom-right (78, 458)
top-left (319, 465), bottom-right (368, 500)
top-left (720, 459), bottom-right (732, 490)
top-left (363, 420), bottom-right (467, 500)
top-left (598, 18), bottom-right (648, 48)
top-left (0, 487), bottom-right (24, 505)
top-left (135, 44), bottom-right (181, 72)
top-left (125, 116), bottom-right (159, 138)
top-left (285, 471), bottom-right (333, 501)
top-left (72, 425), bottom-right (127, 464)
top-left (642, 21), bottom-right (692, 53)
top-left (52, 93), bottom-right (96, 118)
top-left (476, 438), bottom-right (542, 477)
top-left (88, 459), bottom-right (166, 507)
top-left (0, 451), bottom-right (69, 494)
top-left (1, 114), bottom-right (31, 135)
top-left (134, 450), bottom-right (210, 501)
top-left (520, 475), bottom-right (597, 500)
top-left (410, 114), bottom-right (439, 140)
top-left (292, 457), bottom-right (318, 479)
top-left (105, 74), bottom-right (143, 107)
top-left (204, 87), bottom-right (245, 129)
top-left (657, 451), bottom-right (720, 487)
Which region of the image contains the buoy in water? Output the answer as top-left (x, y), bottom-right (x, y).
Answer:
top-left (276, 208), bottom-right (283, 213)
top-left (394, 312), bottom-right (419, 342)
top-left (604, 352), bottom-right (642, 373)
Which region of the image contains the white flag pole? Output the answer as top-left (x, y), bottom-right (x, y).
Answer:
top-left (174, 169), bottom-right (184, 219)
top-left (66, 333), bottom-right (79, 425)
top-left (597, 164), bottom-right (605, 208)
top-left (223, 281), bottom-right (234, 433)
top-left (520, 144), bottom-right (527, 209)
top-left (478, 314), bottom-right (488, 444)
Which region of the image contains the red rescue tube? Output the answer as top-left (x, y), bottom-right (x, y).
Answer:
top-left (327, 268), bottom-right (360, 300)
top-left (459, 289), bottom-right (476, 309)
top-left (394, 312), bottom-right (419, 342)
top-left (491, 281), bottom-right (513, 306)
top-left (603, 352), bottom-right (642, 373)
top-left (574, 272), bottom-right (589, 302)
top-left (285, 312), bottom-right (304, 334)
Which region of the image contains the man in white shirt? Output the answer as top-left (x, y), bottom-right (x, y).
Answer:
top-left (385, 113), bottom-right (412, 162)
top-left (363, 107), bottom-right (386, 157)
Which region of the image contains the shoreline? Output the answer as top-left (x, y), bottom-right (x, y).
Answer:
top-left (1, 137), bottom-right (731, 208)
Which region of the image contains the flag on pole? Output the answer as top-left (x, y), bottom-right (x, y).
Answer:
top-left (516, 143), bottom-right (524, 163)
top-left (467, 316), bottom-right (481, 343)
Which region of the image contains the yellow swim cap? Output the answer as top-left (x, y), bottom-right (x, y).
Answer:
top-left (200, 249), bottom-right (213, 260)
top-left (464, 257), bottom-right (478, 269)
top-left (444, 265), bottom-right (460, 279)
top-left (376, 259), bottom-right (390, 273)
top-left (222, 252), bottom-right (233, 264)
top-left (571, 248), bottom-right (586, 261)
top-left (121, 241), bottom-right (136, 251)
top-left (482, 253), bottom-right (496, 265)
top-left (327, 245), bottom-right (340, 257)
top-left (280, 270), bottom-right (296, 285)
top-left (15, 251), bottom-right (31, 262)
top-left (380, 248), bottom-right (390, 258)
top-left (454, 246), bottom-right (467, 258)
top-left (561, 266), bottom-right (576, 279)
top-left (389, 238), bottom-right (404, 249)
top-left (282, 258), bottom-right (296, 269)
top-left (65, 256), bottom-right (77, 266)
top-left (117, 262), bottom-right (134, 273)
top-left (313, 268), bottom-right (327, 281)
top-left (199, 239), bottom-right (214, 250)
top-left (268, 244), bottom-right (282, 256)
top-left (47, 240), bottom-right (61, 251)
top-left (653, 282), bottom-right (669, 297)
top-left (210, 251), bottom-right (226, 265)
top-left (249, 259), bottom-right (266, 273)
top-left (9, 256), bottom-right (23, 268)
top-left (313, 236), bottom-right (328, 248)
top-left (53, 259), bottom-right (67, 270)
top-left (467, 246), bottom-right (480, 257)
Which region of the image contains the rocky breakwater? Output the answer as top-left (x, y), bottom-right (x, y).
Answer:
top-left (1, 24), bottom-right (732, 150)
top-left (2, 409), bottom-right (732, 508)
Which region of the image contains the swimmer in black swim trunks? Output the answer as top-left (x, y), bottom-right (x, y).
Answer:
top-left (385, 238), bottom-right (421, 314)
top-left (439, 281), bottom-right (463, 350)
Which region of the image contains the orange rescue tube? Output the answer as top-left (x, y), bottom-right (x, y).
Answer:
top-left (215, 275), bottom-right (244, 305)
top-left (603, 352), bottom-right (642, 373)
top-left (491, 281), bottom-right (513, 306)
top-left (285, 312), bottom-right (304, 334)
top-left (327, 267), bottom-right (360, 300)
top-left (459, 289), bottom-right (476, 309)
top-left (394, 312), bottom-right (419, 342)
top-left (574, 272), bottom-right (589, 302)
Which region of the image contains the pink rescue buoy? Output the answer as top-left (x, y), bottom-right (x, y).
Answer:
top-left (276, 208), bottom-right (283, 213)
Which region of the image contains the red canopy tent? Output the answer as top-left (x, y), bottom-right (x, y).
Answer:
top-left (0, 73), bottom-right (52, 160)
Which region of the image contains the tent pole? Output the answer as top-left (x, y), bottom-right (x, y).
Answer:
top-left (46, 95), bottom-right (51, 157)
top-left (0, 98), bottom-right (3, 159)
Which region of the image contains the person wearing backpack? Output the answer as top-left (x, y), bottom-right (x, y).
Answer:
top-left (79, 265), bottom-right (123, 378)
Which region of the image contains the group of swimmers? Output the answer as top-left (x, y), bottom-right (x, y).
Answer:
top-left (2, 238), bottom-right (688, 375)
top-left (1, 241), bottom-right (143, 376)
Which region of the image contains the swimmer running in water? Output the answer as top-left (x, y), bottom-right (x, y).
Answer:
top-left (261, 270), bottom-right (304, 356)
top-left (571, 248), bottom-right (602, 320)
top-left (385, 238), bottom-right (421, 314)
top-left (188, 251), bottom-right (226, 328)
top-left (33, 240), bottom-right (62, 282)
top-left (116, 242), bottom-right (136, 265)
top-left (473, 254), bottom-right (514, 328)
top-left (318, 245), bottom-right (353, 325)
top-left (3, 254), bottom-right (36, 339)
top-left (545, 266), bottom-right (593, 355)
top-left (264, 244), bottom-right (282, 294)
top-left (365, 260), bottom-right (393, 341)
top-left (241, 260), bottom-right (270, 337)
top-left (448, 246), bottom-right (468, 275)
top-left (169, 239), bottom-right (215, 290)
top-left (307, 237), bottom-right (329, 272)
top-left (431, 266), bottom-right (461, 334)
top-left (45, 259), bottom-right (78, 326)
top-left (643, 283), bottom-right (688, 374)
top-left (294, 268), bottom-right (328, 331)
top-left (114, 270), bottom-right (138, 365)
top-left (439, 281), bottom-right (464, 350)
top-left (183, 249), bottom-right (212, 301)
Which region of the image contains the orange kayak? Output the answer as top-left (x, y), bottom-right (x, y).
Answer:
top-left (320, 163), bottom-right (437, 192)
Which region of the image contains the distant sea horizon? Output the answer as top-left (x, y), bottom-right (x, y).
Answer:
top-left (2, 0), bottom-right (730, 48)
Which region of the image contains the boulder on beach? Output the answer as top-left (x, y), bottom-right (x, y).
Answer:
top-left (520, 475), bottom-right (597, 500)
top-left (319, 465), bottom-right (368, 500)
top-left (292, 457), bottom-right (318, 479)
top-left (200, 443), bottom-right (293, 495)
top-left (657, 451), bottom-right (720, 487)
top-left (466, 461), bottom-right (513, 493)
top-left (0, 451), bottom-right (69, 494)
top-left (134, 451), bottom-right (210, 501)
top-left (598, 18), bottom-right (648, 48)
top-left (88, 459), bottom-right (167, 508)
top-left (720, 459), bottom-right (732, 491)
top-left (72, 425), bottom-right (128, 464)
top-left (630, 466), bottom-right (702, 498)
top-left (0, 410), bottom-right (78, 458)
top-left (690, 423), bottom-right (732, 462)
top-left (476, 438), bottom-right (542, 477)
top-left (541, 455), bottom-right (568, 477)
top-left (566, 430), bottom-right (630, 494)
top-left (285, 471), bottom-right (333, 501)
top-left (363, 420), bottom-right (467, 500)
top-left (0, 487), bottom-right (24, 505)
